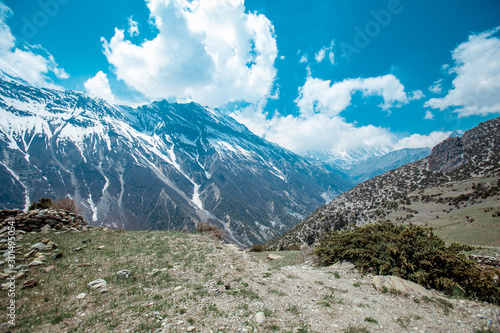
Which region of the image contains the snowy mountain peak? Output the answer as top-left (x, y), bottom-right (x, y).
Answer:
top-left (0, 78), bottom-right (351, 246)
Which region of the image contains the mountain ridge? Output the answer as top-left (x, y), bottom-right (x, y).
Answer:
top-left (265, 117), bottom-right (500, 250)
top-left (0, 78), bottom-right (351, 246)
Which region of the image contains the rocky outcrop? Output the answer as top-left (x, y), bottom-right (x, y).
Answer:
top-left (372, 275), bottom-right (436, 298)
top-left (266, 117), bottom-right (500, 250)
top-left (428, 137), bottom-right (464, 173)
top-left (0, 209), bottom-right (88, 232)
top-left (470, 255), bottom-right (500, 268)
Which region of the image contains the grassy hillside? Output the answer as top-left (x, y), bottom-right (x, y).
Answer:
top-left (387, 177), bottom-right (500, 247)
top-left (1, 228), bottom-right (500, 332)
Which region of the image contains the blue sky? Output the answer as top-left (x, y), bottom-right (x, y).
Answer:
top-left (1, 0), bottom-right (499, 157)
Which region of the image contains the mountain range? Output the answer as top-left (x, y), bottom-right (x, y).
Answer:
top-left (266, 116), bottom-right (500, 250)
top-left (0, 77), bottom-right (352, 246)
top-left (306, 146), bottom-right (435, 185)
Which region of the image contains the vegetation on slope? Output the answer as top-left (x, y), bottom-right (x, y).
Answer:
top-left (28, 197), bottom-right (82, 214)
top-left (315, 223), bottom-right (500, 305)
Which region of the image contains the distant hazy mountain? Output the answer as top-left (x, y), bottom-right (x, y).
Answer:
top-left (266, 117), bottom-right (500, 249)
top-left (0, 77), bottom-right (351, 246)
top-left (305, 146), bottom-right (390, 171)
top-left (347, 148), bottom-right (431, 184)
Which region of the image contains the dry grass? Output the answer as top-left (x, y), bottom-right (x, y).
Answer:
top-left (1, 229), bottom-right (499, 332)
top-left (386, 177), bottom-right (500, 247)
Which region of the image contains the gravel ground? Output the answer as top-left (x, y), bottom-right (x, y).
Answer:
top-left (169, 245), bottom-right (500, 333)
top-left (2, 230), bottom-right (499, 333)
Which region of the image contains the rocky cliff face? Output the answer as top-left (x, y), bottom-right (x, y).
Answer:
top-left (266, 117), bottom-right (500, 250)
top-left (428, 137), bottom-right (464, 173)
top-left (0, 78), bottom-right (351, 246)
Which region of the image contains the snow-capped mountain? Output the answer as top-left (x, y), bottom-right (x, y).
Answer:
top-left (305, 146), bottom-right (390, 171)
top-left (347, 147), bottom-right (431, 184)
top-left (0, 78), bottom-right (352, 246)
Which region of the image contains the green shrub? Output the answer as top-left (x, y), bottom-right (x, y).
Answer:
top-left (195, 222), bottom-right (225, 240)
top-left (286, 244), bottom-right (302, 251)
top-left (315, 222), bottom-right (500, 304)
top-left (28, 197), bottom-right (54, 211)
top-left (249, 244), bottom-right (266, 252)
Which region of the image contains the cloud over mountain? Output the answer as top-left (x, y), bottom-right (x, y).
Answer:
top-left (101, 0), bottom-right (278, 107)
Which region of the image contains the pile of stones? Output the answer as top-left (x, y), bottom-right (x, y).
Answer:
top-left (0, 209), bottom-right (88, 233)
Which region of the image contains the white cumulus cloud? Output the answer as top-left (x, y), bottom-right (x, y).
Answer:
top-left (232, 107), bottom-right (395, 155)
top-left (425, 26), bottom-right (500, 117)
top-left (84, 71), bottom-right (117, 104)
top-left (101, 0), bottom-right (278, 107)
top-left (424, 110), bottom-right (434, 120)
top-left (428, 79), bottom-right (442, 94)
top-left (0, 3), bottom-right (68, 88)
top-left (232, 72), bottom-right (448, 157)
top-left (393, 131), bottom-right (451, 150)
top-left (409, 90), bottom-right (424, 101)
top-left (295, 74), bottom-right (408, 117)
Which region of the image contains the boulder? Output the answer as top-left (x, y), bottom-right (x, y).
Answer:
top-left (372, 275), bottom-right (435, 298)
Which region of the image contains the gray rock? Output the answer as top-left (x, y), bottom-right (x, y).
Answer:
top-left (372, 275), bottom-right (435, 298)
top-left (50, 253), bottom-right (63, 260)
top-left (2, 251), bottom-right (14, 258)
top-left (267, 254), bottom-right (283, 260)
top-left (116, 269), bottom-right (133, 279)
top-left (30, 242), bottom-right (47, 251)
top-left (88, 279), bottom-right (107, 289)
top-left (21, 279), bottom-right (37, 289)
top-left (254, 311), bottom-right (265, 324)
top-left (40, 224), bottom-right (51, 234)
top-left (331, 261), bottom-right (356, 271)
top-left (28, 260), bottom-right (45, 267)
